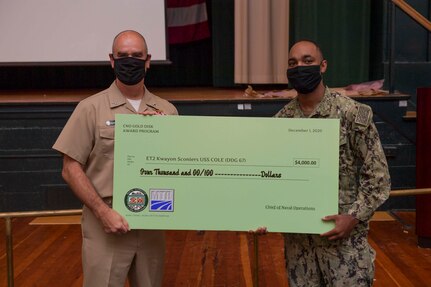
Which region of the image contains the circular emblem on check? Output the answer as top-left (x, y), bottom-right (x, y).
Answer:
top-left (124, 188), bottom-right (148, 212)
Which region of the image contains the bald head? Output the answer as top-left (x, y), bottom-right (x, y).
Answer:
top-left (111, 30), bottom-right (148, 57)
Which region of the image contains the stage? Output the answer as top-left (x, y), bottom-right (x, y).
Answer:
top-left (0, 211), bottom-right (430, 286)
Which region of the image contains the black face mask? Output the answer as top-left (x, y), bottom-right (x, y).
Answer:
top-left (286, 65), bottom-right (322, 94)
top-left (113, 57), bottom-right (147, 85)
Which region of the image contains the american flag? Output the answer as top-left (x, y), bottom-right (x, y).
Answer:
top-left (166, 0), bottom-right (210, 44)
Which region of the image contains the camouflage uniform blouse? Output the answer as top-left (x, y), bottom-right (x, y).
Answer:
top-left (275, 87), bottom-right (390, 225)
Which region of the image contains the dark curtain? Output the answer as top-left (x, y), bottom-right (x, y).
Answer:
top-left (416, 88), bottom-right (431, 243)
top-left (290, 0), bottom-right (371, 87)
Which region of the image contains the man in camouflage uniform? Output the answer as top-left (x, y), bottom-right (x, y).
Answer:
top-left (275, 40), bottom-right (391, 286)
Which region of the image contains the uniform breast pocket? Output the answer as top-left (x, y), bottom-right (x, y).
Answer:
top-left (339, 126), bottom-right (348, 147)
top-left (338, 127), bottom-right (358, 212)
top-left (99, 127), bottom-right (115, 159)
top-left (338, 129), bottom-right (348, 167)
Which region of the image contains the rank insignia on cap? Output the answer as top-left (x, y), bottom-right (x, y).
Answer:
top-left (355, 106), bottom-right (371, 126)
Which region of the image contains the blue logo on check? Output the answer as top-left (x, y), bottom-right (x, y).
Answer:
top-left (150, 189), bottom-right (174, 212)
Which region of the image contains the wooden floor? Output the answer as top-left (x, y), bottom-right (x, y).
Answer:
top-left (1, 212), bottom-right (430, 287)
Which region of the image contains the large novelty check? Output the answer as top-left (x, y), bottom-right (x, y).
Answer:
top-left (113, 114), bottom-right (339, 234)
